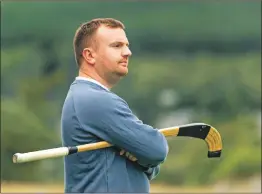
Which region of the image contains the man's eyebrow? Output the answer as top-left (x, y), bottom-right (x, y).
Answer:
top-left (110, 41), bottom-right (129, 46)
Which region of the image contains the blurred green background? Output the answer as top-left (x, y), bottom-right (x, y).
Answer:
top-left (1, 1), bottom-right (261, 193)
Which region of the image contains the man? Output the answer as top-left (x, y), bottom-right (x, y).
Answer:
top-left (61, 18), bottom-right (169, 193)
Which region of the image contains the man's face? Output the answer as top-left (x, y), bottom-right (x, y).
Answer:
top-left (92, 25), bottom-right (132, 83)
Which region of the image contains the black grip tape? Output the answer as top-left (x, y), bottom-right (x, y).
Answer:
top-left (68, 147), bottom-right (78, 155)
top-left (177, 124), bottom-right (210, 140)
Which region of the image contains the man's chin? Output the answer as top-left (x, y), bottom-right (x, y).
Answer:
top-left (116, 69), bottom-right (128, 77)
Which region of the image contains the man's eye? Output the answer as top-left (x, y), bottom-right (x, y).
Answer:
top-left (114, 44), bottom-right (121, 48)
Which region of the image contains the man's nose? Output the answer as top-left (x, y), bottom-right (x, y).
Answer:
top-left (122, 46), bottom-right (132, 57)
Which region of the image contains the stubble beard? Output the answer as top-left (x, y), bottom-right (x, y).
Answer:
top-left (105, 69), bottom-right (128, 87)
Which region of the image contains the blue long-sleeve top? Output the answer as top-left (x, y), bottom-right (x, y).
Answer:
top-left (61, 78), bottom-right (169, 193)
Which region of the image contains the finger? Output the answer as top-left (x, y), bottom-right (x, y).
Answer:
top-left (126, 152), bottom-right (136, 161)
top-left (125, 152), bottom-right (130, 157)
top-left (130, 156), bottom-right (138, 161)
top-left (120, 150), bottom-right (125, 155)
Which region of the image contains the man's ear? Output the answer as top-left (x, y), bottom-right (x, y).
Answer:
top-left (82, 48), bottom-right (95, 65)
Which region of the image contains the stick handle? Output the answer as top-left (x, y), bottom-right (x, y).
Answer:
top-left (77, 141), bottom-right (112, 152)
top-left (13, 147), bottom-right (69, 163)
top-left (159, 127), bottom-right (179, 137)
top-left (13, 142), bottom-right (112, 163)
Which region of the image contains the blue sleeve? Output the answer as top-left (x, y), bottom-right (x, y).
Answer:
top-left (144, 165), bottom-right (161, 180)
top-left (75, 92), bottom-right (169, 168)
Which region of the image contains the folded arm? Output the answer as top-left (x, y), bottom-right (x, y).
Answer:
top-left (75, 92), bottom-right (169, 168)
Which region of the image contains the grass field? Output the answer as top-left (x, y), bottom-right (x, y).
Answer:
top-left (1, 180), bottom-right (261, 193)
top-left (1, 182), bottom-right (209, 193)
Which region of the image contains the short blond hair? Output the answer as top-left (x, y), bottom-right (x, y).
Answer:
top-left (73, 18), bottom-right (125, 67)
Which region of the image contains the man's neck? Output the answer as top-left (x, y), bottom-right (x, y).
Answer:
top-left (78, 70), bottom-right (113, 90)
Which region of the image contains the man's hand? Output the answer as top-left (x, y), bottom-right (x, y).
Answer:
top-left (120, 149), bottom-right (138, 162)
